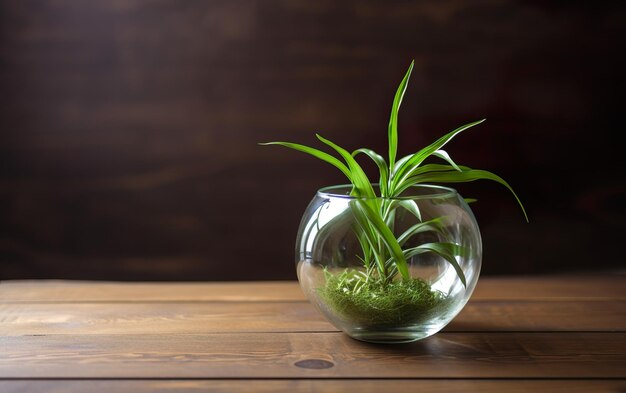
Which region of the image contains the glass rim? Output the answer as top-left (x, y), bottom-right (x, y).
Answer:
top-left (317, 184), bottom-right (459, 200)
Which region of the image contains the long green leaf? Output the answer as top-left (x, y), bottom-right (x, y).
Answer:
top-left (316, 134), bottom-right (376, 198)
top-left (397, 217), bottom-right (445, 246)
top-left (353, 148), bottom-right (389, 196)
top-left (390, 164), bottom-right (460, 196)
top-left (259, 142), bottom-right (352, 181)
top-left (392, 119), bottom-right (485, 190)
top-left (386, 199), bottom-right (422, 221)
top-left (388, 60), bottom-right (414, 170)
top-left (409, 163), bottom-right (463, 176)
top-left (354, 229), bottom-right (372, 270)
top-left (391, 154), bottom-right (412, 177)
top-left (402, 242), bottom-right (467, 287)
top-left (399, 199), bottom-right (421, 221)
top-left (350, 201), bottom-right (386, 275)
top-left (407, 168), bottom-right (529, 222)
top-left (355, 200), bottom-right (410, 280)
top-left (432, 149), bottom-right (462, 172)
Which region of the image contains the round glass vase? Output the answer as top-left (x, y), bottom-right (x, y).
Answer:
top-left (296, 184), bottom-right (482, 344)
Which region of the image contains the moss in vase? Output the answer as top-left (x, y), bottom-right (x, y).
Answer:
top-left (318, 269), bottom-right (446, 327)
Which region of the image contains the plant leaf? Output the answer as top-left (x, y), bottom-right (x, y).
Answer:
top-left (350, 201), bottom-right (386, 275)
top-left (388, 60), bottom-right (414, 170)
top-left (316, 134), bottom-right (376, 198)
top-left (408, 168), bottom-right (529, 222)
top-left (355, 233), bottom-right (372, 270)
top-left (391, 164), bottom-right (460, 196)
top-left (432, 149), bottom-right (461, 172)
top-left (392, 199), bottom-right (422, 221)
top-left (397, 217), bottom-right (446, 246)
top-left (393, 119), bottom-right (485, 189)
top-left (402, 242), bottom-right (467, 287)
top-left (259, 142), bottom-right (352, 181)
top-left (353, 148), bottom-right (389, 196)
top-left (391, 154), bottom-right (412, 177)
top-left (354, 200), bottom-right (410, 280)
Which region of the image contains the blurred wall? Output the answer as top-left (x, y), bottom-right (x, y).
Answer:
top-left (1, 1), bottom-right (624, 280)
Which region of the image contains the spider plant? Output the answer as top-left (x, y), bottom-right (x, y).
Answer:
top-left (261, 60), bottom-right (527, 298)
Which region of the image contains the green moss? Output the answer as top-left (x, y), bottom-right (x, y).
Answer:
top-left (318, 269), bottom-right (446, 327)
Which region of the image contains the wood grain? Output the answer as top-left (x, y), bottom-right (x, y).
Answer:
top-left (0, 280), bottom-right (307, 302)
top-left (1, 277), bottom-right (624, 390)
top-left (1, 332), bottom-right (624, 378)
top-left (0, 302), bottom-right (334, 335)
top-left (0, 300), bottom-right (624, 336)
top-left (2, 275), bottom-right (624, 302)
top-left (1, 380), bottom-right (624, 393)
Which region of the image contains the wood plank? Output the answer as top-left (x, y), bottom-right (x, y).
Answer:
top-left (0, 332), bottom-right (624, 378)
top-left (0, 380), bottom-right (624, 393)
top-left (0, 302), bottom-right (334, 335)
top-left (0, 281), bottom-right (306, 302)
top-left (451, 300), bottom-right (626, 332)
top-left (1, 275), bottom-right (624, 302)
top-left (471, 275), bottom-right (626, 301)
top-left (0, 300), bottom-right (624, 335)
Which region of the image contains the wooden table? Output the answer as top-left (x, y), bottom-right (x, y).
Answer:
top-left (1, 275), bottom-right (625, 392)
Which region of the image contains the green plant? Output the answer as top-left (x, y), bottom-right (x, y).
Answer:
top-left (261, 60), bottom-right (527, 294)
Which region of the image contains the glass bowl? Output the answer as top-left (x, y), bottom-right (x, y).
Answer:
top-left (296, 184), bottom-right (482, 343)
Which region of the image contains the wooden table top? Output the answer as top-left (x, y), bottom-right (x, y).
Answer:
top-left (1, 275), bottom-right (625, 392)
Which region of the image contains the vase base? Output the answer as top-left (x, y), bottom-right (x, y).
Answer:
top-left (348, 330), bottom-right (431, 344)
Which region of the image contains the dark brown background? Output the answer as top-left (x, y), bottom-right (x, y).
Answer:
top-left (1, 1), bottom-right (624, 281)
